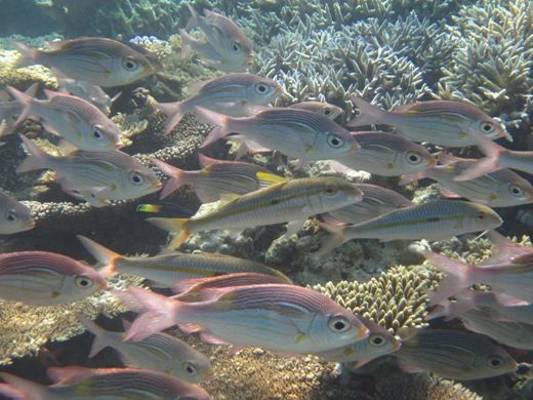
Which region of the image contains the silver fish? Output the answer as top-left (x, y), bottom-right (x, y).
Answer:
top-left (14, 38), bottom-right (159, 87)
top-left (0, 191), bottom-right (34, 234)
top-left (182, 5), bottom-right (253, 72)
top-left (17, 135), bottom-right (161, 207)
top-left (320, 200), bottom-right (502, 254)
top-left (0, 367), bottom-right (210, 400)
top-left (403, 152), bottom-right (533, 207)
top-left (290, 101), bottom-right (344, 120)
top-left (153, 154), bottom-right (282, 201)
top-left (8, 87), bottom-right (121, 151)
top-left (158, 73), bottom-right (282, 134)
top-left (348, 97), bottom-right (509, 147)
top-left (197, 107), bottom-right (359, 163)
top-left (0, 83), bottom-right (39, 134)
top-left (337, 131), bottom-right (436, 176)
top-left (114, 285), bottom-right (369, 355)
top-left (394, 329), bottom-right (516, 380)
top-left (58, 77), bottom-right (118, 115)
top-left (0, 251), bottom-right (106, 305)
top-left (77, 235), bottom-right (291, 285)
top-left (80, 317), bottom-right (212, 382)
top-left (147, 176), bottom-right (363, 249)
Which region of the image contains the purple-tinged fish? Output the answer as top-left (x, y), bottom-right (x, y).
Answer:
top-left (0, 251), bottom-right (106, 305)
top-left (347, 97), bottom-right (509, 147)
top-left (182, 5), bottom-right (253, 72)
top-left (0, 191), bottom-right (34, 234)
top-left (158, 73), bottom-right (282, 134)
top-left (114, 285), bottom-right (368, 355)
top-left (80, 317), bottom-right (212, 383)
top-left (153, 153), bottom-right (280, 201)
top-left (57, 77), bottom-right (119, 115)
top-left (8, 87), bottom-right (121, 151)
top-left (455, 135), bottom-right (533, 181)
top-left (197, 107), bottom-right (359, 163)
top-left (402, 152), bottom-right (533, 207)
top-left (336, 131), bottom-right (435, 176)
top-left (0, 367), bottom-right (210, 400)
top-left (394, 329), bottom-right (516, 380)
top-left (14, 38), bottom-right (160, 87)
top-left (290, 101), bottom-right (344, 120)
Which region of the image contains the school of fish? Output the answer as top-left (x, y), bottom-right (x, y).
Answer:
top-left (0, 5), bottom-right (531, 399)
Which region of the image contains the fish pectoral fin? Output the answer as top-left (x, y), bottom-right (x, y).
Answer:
top-left (256, 171), bottom-right (287, 187)
top-left (294, 332), bottom-right (307, 343)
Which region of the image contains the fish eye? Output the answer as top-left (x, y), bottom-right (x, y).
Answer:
top-left (5, 210), bottom-right (18, 223)
top-left (323, 108), bottom-right (331, 116)
top-left (327, 134), bottom-right (344, 148)
top-left (93, 126), bottom-right (103, 140)
top-left (478, 213), bottom-right (485, 220)
top-left (328, 315), bottom-right (351, 333)
top-left (183, 361), bottom-right (198, 376)
top-left (129, 172), bottom-right (144, 185)
top-left (509, 184), bottom-right (524, 197)
top-left (369, 334), bottom-right (387, 347)
top-left (122, 57), bottom-right (139, 71)
top-left (324, 185), bottom-right (339, 196)
top-left (406, 151), bottom-right (422, 164)
top-left (232, 41), bottom-right (241, 52)
top-left (255, 84), bottom-right (268, 94)
top-left (75, 275), bottom-right (94, 289)
top-left (488, 355), bottom-right (504, 368)
top-left (480, 121), bottom-right (495, 134)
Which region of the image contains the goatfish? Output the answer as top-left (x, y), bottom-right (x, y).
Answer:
top-left (290, 101), bottom-right (344, 120)
top-left (153, 153), bottom-right (280, 201)
top-left (197, 107), bottom-right (359, 163)
top-left (146, 176), bottom-right (363, 249)
top-left (394, 329), bottom-right (516, 380)
top-left (114, 285), bottom-right (369, 355)
top-left (0, 251), bottom-right (106, 305)
top-left (181, 5), bottom-right (253, 72)
top-left (17, 135), bottom-right (161, 207)
top-left (347, 97), bottom-right (509, 147)
top-left (57, 77), bottom-right (119, 115)
top-left (8, 87), bottom-right (121, 151)
top-left (327, 183), bottom-right (413, 225)
top-left (80, 317), bottom-right (212, 383)
top-left (336, 131), bottom-right (435, 177)
top-left (319, 200), bottom-right (502, 255)
top-left (13, 38), bottom-right (160, 87)
top-left (157, 73), bottom-right (282, 134)
top-left (0, 191), bottom-right (34, 234)
top-left (0, 367), bottom-right (210, 400)
top-left (455, 135), bottom-right (533, 181)
top-left (77, 235), bottom-right (291, 286)
top-left (401, 152), bottom-right (533, 208)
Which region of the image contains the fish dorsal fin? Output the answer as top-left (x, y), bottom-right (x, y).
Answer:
top-left (256, 171), bottom-right (287, 186)
top-left (47, 366), bottom-right (94, 386)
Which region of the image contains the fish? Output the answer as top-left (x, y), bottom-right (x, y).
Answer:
top-left (77, 235), bottom-right (292, 285)
top-left (327, 183), bottom-right (413, 225)
top-left (153, 153), bottom-right (281, 201)
top-left (13, 38), bottom-right (160, 87)
top-left (319, 200), bottom-right (502, 255)
top-left (197, 107), bottom-right (359, 163)
top-left (57, 77), bottom-right (119, 115)
top-left (336, 131), bottom-right (436, 176)
top-left (147, 176), bottom-right (363, 249)
top-left (0, 367), bottom-right (210, 400)
top-left (347, 97), bottom-right (509, 147)
top-left (17, 134), bottom-right (161, 207)
top-left (394, 329), bottom-right (516, 380)
top-left (8, 87), bottom-right (121, 151)
top-left (455, 135), bottom-right (533, 181)
top-left (182, 5), bottom-right (253, 72)
top-left (425, 250), bottom-right (533, 305)
top-left (157, 73), bottom-right (282, 134)
top-left (0, 191), bottom-right (34, 234)
top-left (401, 152), bottom-right (533, 207)
top-left (113, 285), bottom-right (369, 355)
top-left (289, 101), bottom-right (344, 120)
top-left (0, 83), bottom-right (39, 134)
top-left (0, 251), bottom-right (106, 305)
top-left (80, 317), bottom-right (212, 382)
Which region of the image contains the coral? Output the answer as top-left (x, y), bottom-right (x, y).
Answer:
top-left (313, 265), bottom-right (441, 334)
top-left (0, 50), bottom-right (57, 89)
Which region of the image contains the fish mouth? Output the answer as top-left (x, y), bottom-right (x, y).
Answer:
top-left (427, 157), bottom-right (437, 167)
top-left (350, 140), bottom-right (361, 152)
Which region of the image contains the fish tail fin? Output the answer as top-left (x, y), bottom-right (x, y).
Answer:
top-left (0, 373), bottom-right (45, 400)
top-left (347, 96), bottom-right (386, 127)
top-left (194, 107), bottom-right (232, 148)
top-left (78, 316), bottom-right (110, 358)
top-left (16, 134), bottom-right (50, 173)
top-left (151, 159), bottom-right (189, 199)
top-left (454, 137), bottom-right (505, 181)
top-left (316, 222), bottom-right (347, 256)
top-left (179, 29), bottom-right (196, 60)
top-left (424, 252), bottom-right (478, 305)
top-left (76, 235), bottom-right (121, 278)
top-left (12, 41), bottom-right (40, 68)
top-left (146, 217), bottom-right (191, 249)
top-left (155, 101), bottom-right (185, 135)
top-left (185, 4), bottom-right (200, 30)
top-left (112, 287), bottom-right (179, 342)
top-left (6, 86), bottom-right (33, 127)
